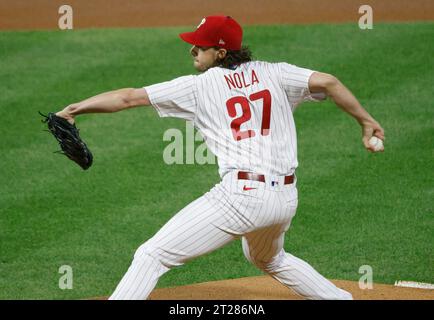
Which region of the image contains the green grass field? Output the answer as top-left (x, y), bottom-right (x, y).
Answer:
top-left (0, 22), bottom-right (433, 299)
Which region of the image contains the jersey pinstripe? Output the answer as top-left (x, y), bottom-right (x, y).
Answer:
top-left (145, 61), bottom-right (326, 177)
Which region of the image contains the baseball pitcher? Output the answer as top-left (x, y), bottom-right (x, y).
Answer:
top-left (54, 16), bottom-right (385, 300)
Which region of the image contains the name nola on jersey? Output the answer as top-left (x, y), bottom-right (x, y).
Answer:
top-left (224, 69), bottom-right (259, 90)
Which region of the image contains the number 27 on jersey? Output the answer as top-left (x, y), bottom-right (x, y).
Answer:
top-left (225, 89), bottom-right (272, 141)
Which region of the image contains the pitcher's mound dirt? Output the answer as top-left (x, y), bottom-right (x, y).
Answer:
top-left (146, 275), bottom-right (434, 300)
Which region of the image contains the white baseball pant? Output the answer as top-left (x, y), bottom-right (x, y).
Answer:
top-left (109, 171), bottom-right (353, 300)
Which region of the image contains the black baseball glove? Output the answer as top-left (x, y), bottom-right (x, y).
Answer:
top-left (39, 112), bottom-right (93, 170)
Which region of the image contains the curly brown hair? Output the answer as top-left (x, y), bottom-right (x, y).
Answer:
top-left (217, 46), bottom-right (253, 69)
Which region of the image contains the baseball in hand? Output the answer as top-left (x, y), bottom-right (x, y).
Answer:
top-left (368, 136), bottom-right (384, 152)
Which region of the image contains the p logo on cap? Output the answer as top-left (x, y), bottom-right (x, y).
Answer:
top-left (197, 18), bottom-right (206, 29)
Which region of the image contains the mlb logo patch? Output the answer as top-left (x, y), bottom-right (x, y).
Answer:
top-left (271, 181), bottom-right (279, 186)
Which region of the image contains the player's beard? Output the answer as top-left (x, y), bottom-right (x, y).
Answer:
top-left (194, 59), bottom-right (220, 73)
top-left (194, 62), bottom-right (209, 73)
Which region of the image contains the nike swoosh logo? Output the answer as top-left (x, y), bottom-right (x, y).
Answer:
top-left (243, 186), bottom-right (257, 191)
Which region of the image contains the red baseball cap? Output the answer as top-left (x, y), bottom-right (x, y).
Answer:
top-left (179, 15), bottom-right (243, 51)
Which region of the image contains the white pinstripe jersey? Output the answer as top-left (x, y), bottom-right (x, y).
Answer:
top-left (145, 61), bottom-right (325, 177)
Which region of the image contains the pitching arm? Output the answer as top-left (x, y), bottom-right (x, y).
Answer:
top-left (308, 72), bottom-right (385, 152)
top-left (56, 88), bottom-right (151, 124)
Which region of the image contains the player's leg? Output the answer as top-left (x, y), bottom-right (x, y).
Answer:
top-left (109, 190), bottom-right (237, 300)
top-left (242, 200), bottom-right (353, 300)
